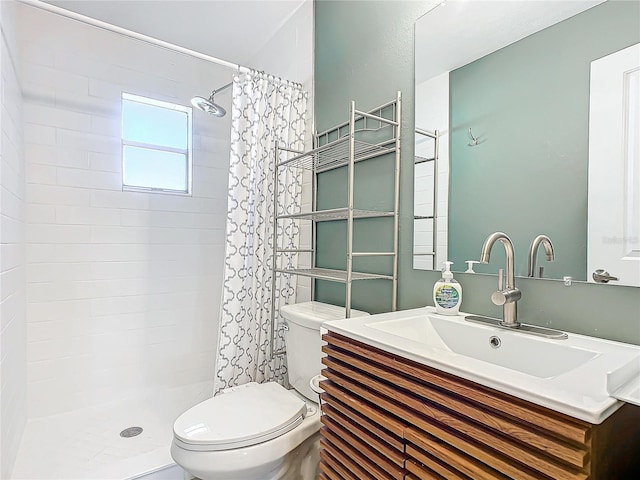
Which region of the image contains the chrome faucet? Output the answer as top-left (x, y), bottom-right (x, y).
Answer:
top-left (528, 234), bottom-right (555, 278)
top-left (480, 232), bottom-right (521, 327)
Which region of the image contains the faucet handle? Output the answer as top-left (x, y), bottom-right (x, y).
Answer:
top-left (491, 288), bottom-right (522, 306)
top-left (497, 268), bottom-right (504, 290)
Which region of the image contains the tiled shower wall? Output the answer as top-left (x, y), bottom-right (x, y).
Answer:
top-left (0, 0), bottom-right (26, 476)
top-left (18, 5), bottom-right (231, 418)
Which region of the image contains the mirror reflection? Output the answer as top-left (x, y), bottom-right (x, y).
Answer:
top-left (413, 0), bottom-right (640, 287)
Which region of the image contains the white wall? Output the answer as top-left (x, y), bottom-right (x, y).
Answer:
top-left (18, 4), bottom-right (231, 418)
top-left (249, 0), bottom-right (314, 303)
top-left (0, 0), bottom-right (26, 476)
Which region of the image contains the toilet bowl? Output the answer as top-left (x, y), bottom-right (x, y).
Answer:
top-left (170, 301), bottom-right (369, 480)
top-left (171, 382), bottom-right (321, 480)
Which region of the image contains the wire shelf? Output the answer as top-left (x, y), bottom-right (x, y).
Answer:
top-left (275, 267), bottom-right (393, 282)
top-left (277, 208), bottom-right (394, 222)
top-left (277, 138), bottom-right (396, 172)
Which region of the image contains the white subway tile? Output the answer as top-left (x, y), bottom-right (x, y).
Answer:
top-left (22, 81), bottom-right (56, 105)
top-left (87, 78), bottom-right (125, 101)
top-left (26, 184), bottom-right (92, 206)
top-left (90, 114), bottom-right (121, 138)
top-left (53, 51), bottom-right (108, 78)
top-left (55, 206), bottom-right (121, 226)
top-left (27, 360), bottom-right (57, 383)
top-left (2, 109), bottom-right (22, 149)
top-left (192, 169), bottom-right (229, 200)
top-left (1, 289), bottom-right (24, 332)
top-left (24, 123), bottom-right (56, 145)
top-left (55, 129), bottom-right (120, 155)
top-left (56, 167), bottom-right (121, 191)
top-left (24, 103), bottom-right (92, 132)
top-left (26, 164), bottom-right (57, 186)
top-left (55, 90), bottom-right (116, 117)
top-left (27, 299), bottom-right (92, 323)
top-left (27, 335), bottom-right (91, 362)
top-left (1, 185), bottom-right (24, 220)
top-left (88, 313), bottom-right (146, 334)
top-left (27, 224), bottom-right (92, 244)
top-left (1, 159), bottom-right (24, 198)
top-left (20, 41), bottom-right (56, 68)
top-left (88, 152), bottom-right (120, 173)
top-left (1, 216), bottom-right (25, 243)
top-left (120, 209), bottom-right (221, 229)
top-left (27, 317), bottom-right (88, 343)
top-left (88, 261), bottom-right (149, 280)
top-left (25, 144), bottom-right (89, 170)
top-left (25, 244), bottom-right (54, 264)
top-left (27, 243), bottom-right (146, 263)
top-left (1, 132), bottom-right (24, 175)
top-left (27, 262), bottom-right (92, 283)
top-left (22, 63), bottom-right (89, 96)
top-left (0, 243), bottom-right (24, 272)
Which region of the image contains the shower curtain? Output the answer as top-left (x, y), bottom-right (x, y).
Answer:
top-left (214, 70), bottom-right (308, 394)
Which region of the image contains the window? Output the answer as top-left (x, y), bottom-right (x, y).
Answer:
top-left (121, 93), bottom-right (193, 194)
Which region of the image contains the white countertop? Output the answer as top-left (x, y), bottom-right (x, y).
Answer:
top-left (323, 306), bottom-right (640, 424)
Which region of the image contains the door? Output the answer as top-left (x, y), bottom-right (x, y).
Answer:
top-left (588, 43), bottom-right (640, 287)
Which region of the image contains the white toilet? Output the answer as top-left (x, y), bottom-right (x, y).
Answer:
top-left (170, 301), bottom-right (369, 480)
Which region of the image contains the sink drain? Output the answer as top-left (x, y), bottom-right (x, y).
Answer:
top-left (120, 427), bottom-right (143, 438)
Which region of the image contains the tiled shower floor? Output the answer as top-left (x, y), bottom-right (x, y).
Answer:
top-left (12, 381), bottom-right (212, 480)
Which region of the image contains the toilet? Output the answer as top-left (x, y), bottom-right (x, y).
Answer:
top-left (170, 301), bottom-right (369, 480)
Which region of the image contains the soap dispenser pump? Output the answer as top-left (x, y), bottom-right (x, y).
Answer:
top-left (465, 260), bottom-right (481, 273)
top-left (433, 261), bottom-right (462, 315)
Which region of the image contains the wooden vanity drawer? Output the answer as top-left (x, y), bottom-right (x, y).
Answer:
top-left (319, 332), bottom-right (640, 480)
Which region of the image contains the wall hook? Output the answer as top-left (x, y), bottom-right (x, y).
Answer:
top-left (467, 127), bottom-right (479, 146)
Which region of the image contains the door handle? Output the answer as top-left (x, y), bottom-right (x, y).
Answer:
top-left (592, 269), bottom-right (619, 283)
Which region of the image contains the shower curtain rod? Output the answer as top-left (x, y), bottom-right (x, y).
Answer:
top-left (18, 0), bottom-right (249, 73)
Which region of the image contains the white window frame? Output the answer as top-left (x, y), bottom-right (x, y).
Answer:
top-left (121, 92), bottom-right (193, 195)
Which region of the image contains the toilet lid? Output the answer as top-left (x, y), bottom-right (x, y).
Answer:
top-left (173, 382), bottom-right (307, 451)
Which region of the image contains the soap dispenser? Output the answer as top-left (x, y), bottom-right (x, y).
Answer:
top-left (433, 261), bottom-right (462, 315)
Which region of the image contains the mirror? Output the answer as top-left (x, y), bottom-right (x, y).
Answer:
top-left (413, 0), bottom-right (640, 287)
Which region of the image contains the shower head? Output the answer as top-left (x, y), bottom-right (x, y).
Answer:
top-left (191, 95), bottom-right (226, 117)
top-left (191, 81), bottom-right (232, 117)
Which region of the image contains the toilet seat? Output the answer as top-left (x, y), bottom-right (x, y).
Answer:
top-left (173, 382), bottom-right (307, 452)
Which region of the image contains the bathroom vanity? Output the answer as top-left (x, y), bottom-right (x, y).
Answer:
top-left (318, 309), bottom-right (640, 479)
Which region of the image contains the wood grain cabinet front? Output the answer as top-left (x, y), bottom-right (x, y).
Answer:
top-left (319, 332), bottom-right (640, 480)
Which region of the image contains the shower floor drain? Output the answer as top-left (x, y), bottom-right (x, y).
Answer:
top-left (120, 427), bottom-right (143, 438)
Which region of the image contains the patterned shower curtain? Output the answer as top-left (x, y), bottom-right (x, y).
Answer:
top-left (214, 70), bottom-right (308, 394)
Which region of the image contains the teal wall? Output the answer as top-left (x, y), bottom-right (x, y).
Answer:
top-left (448, 0), bottom-right (640, 281)
top-left (314, 0), bottom-right (640, 344)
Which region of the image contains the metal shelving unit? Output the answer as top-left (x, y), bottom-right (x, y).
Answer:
top-left (271, 92), bottom-right (402, 320)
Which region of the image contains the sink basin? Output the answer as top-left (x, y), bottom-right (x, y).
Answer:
top-left (368, 315), bottom-right (598, 378)
top-left (323, 306), bottom-right (640, 423)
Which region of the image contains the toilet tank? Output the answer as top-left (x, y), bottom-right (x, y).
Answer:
top-left (279, 301), bottom-right (369, 401)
